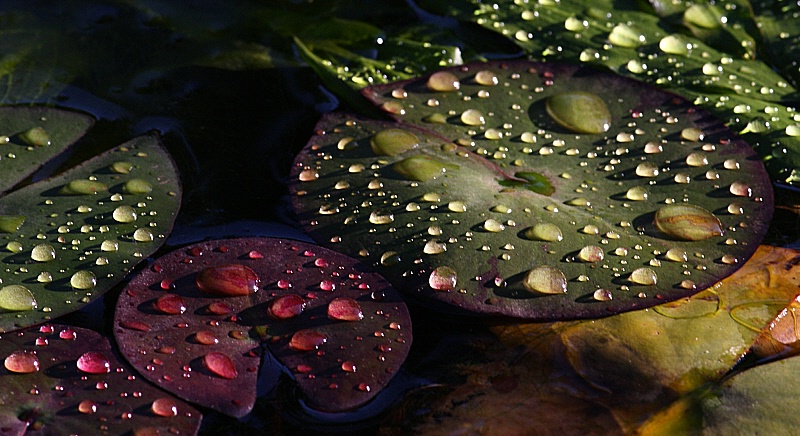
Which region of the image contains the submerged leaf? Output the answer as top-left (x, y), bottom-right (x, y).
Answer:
top-left (114, 237), bottom-right (411, 417)
top-left (291, 61), bottom-right (772, 320)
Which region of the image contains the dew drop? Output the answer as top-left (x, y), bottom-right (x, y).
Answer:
top-left (524, 223), bottom-right (563, 241)
top-left (4, 351), bottom-right (40, 373)
top-left (626, 186), bottom-right (648, 201)
top-left (608, 24), bottom-right (645, 48)
top-left (194, 330), bottom-right (219, 345)
top-left (70, 270), bottom-right (97, 290)
top-left (635, 162), bottom-right (659, 177)
top-left (151, 398), bottom-right (178, 417)
top-left (684, 4), bottom-right (723, 29)
top-left (427, 71), bottom-right (460, 92)
top-left (111, 161), bottom-right (134, 174)
top-left (644, 141), bottom-right (662, 154)
top-left (578, 245), bottom-right (604, 262)
top-left (268, 294), bottom-right (305, 320)
top-left (460, 109), bottom-right (485, 126)
top-left (654, 204), bottom-right (723, 241)
top-left (448, 201), bottom-right (467, 213)
top-left (630, 267), bottom-right (658, 285)
top-left (665, 248), bottom-right (688, 262)
top-left (727, 203), bottom-right (744, 215)
top-left (723, 159), bottom-right (740, 170)
top-left (429, 266), bottom-right (457, 291)
top-left (20, 126), bottom-right (51, 146)
top-left (0, 285), bottom-right (37, 311)
top-left (203, 352), bottom-right (237, 379)
top-left (298, 169), bottom-right (318, 181)
top-left (729, 182), bottom-right (751, 197)
top-left (289, 329), bottom-right (327, 351)
top-left (483, 219), bottom-right (505, 232)
top-left (370, 129), bottom-right (419, 156)
top-left (77, 351), bottom-right (111, 374)
top-left (593, 289), bottom-right (613, 301)
top-left (133, 228), bottom-right (154, 242)
top-left (474, 70), bottom-right (498, 86)
top-left (78, 400), bottom-right (97, 414)
top-left (61, 179), bottom-right (108, 195)
top-left (123, 179), bottom-right (153, 195)
top-left (342, 361), bottom-right (357, 373)
top-left (112, 205), bottom-right (137, 223)
top-left (101, 240), bottom-right (119, 252)
top-left (423, 239), bottom-right (447, 254)
top-left (673, 173), bottom-right (691, 184)
top-left (328, 297), bottom-right (364, 321)
top-left (196, 264), bottom-right (259, 296)
top-left (523, 265), bottom-right (568, 295)
top-left (659, 34), bottom-right (691, 55)
top-left (154, 294), bottom-right (186, 315)
top-left (393, 155), bottom-right (456, 181)
top-left (369, 209), bottom-right (394, 225)
top-left (545, 92), bottom-right (610, 134)
top-left (686, 152), bottom-right (708, 167)
top-left (721, 254), bottom-right (738, 265)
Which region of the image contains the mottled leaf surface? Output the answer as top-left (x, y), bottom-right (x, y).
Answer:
top-left (292, 61), bottom-right (772, 320)
top-left (114, 237), bottom-right (411, 417)
top-left (0, 324), bottom-right (201, 435)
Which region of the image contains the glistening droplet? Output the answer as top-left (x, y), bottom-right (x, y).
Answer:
top-left (654, 204), bottom-right (723, 241)
top-left (630, 268), bottom-right (658, 285)
top-left (203, 352), bottom-right (237, 379)
top-left (290, 329), bottom-right (327, 351)
top-left (523, 223), bottom-right (563, 241)
top-left (429, 266), bottom-right (457, 291)
top-left (76, 351), bottom-right (111, 374)
top-left (196, 264), bottom-right (259, 296)
top-left (70, 270), bottom-right (97, 290)
top-left (327, 297), bottom-right (364, 321)
top-left (268, 294), bottom-right (305, 320)
top-left (370, 129), bottom-right (419, 156)
top-left (545, 92), bottom-right (611, 134)
top-left (4, 351), bottom-right (40, 373)
top-left (151, 398), bottom-right (178, 417)
top-left (31, 244), bottom-right (56, 262)
top-left (523, 266), bottom-right (567, 295)
top-left (0, 285), bottom-right (37, 311)
top-left (427, 71), bottom-right (460, 92)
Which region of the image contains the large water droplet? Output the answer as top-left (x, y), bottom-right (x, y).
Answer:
top-left (625, 186), bottom-right (648, 201)
top-left (0, 215), bottom-right (25, 233)
top-left (630, 268), bottom-right (658, 285)
top-left (393, 155), bottom-right (457, 181)
top-left (635, 162), bottom-right (659, 177)
top-left (203, 352), bottom-right (237, 379)
top-left (523, 266), bottom-right (568, 295)
top-left (133, 228), bottom-right (154, 242)
top-left (684, 4), bottom-right (723, 29)
top-left (370, 129), bottom-right (419, 156)
top-left (460, 109), bottom-right (485, 126)
top-left (151, 398), bottom-right (178, 417)
top-left (123, 179), bottom-right (153, 194)
top-left (546, 92), bottom-right (611, 134)
top-left (196, 264), bottom-right (259, 296)
top-left (424, 239), bottom-right (447, 254)
top-left (659, 34), bottom-right (691, 55)
top-left (523, 223), bottom-right (563, 241)
top-left (70, 270), bottom-right (97, 290)
top-left (655, 204), bottom-right (723, 241)
top-left (31, 244), bottom-right (56, 262)
top-left (111, 161), bottom-right (134, 174)
top-left (268, 294), bottom-right (305, 320)
top-left (78, 400), bottom-right (97, 414)
top-left (290, 329), bottom-right (328, 351)
top-left (0, 285), bottom-right (37, 311)
top-left (474, 70), bottom-right (498, 86)
top-left (608, 24), bottom-right (645, 48)
top-left (101, 239), bottom-right (119, 252)
top-left (427, 71), bottom-right (460, 92)
top-left (76, 351), bottom-right (111, 374)
top-left (369, 209), bottom-right (394, 225)
top-left (429, 266), bottom-right (457, 291)
top-left (328, 297), bottom-right (364, 321)
top-left (578, 245), bottom-right (605, 262)
top-left (61, 179), bottom-right (108, 195)
top-left (20, 126), bottom-right (51, 146)
top-left (154, 294), bottom-right (187, 315)
top-left (112, 205), bottom-right (137, 223)
top-left (4, 351), bottom-right (40, 373)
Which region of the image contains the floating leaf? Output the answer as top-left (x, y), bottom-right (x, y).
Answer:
top-left (0, 107), bottom-right (181, 333)
top-left (291, 61), bottom-right (772, 320)
top-left (0, 324), bottom-right (200, 435)
top-left (114, 237), bottom-right (411, 417)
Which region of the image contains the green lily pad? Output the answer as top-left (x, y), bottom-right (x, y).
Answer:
top-left (0, 324), bottom-right (201, 435)
top-left (0, 107), bottom-right (181, 332)
top-left (291, 61), bottom-right (772, 319)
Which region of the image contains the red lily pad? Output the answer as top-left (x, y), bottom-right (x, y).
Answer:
top-left (0, 324), bottom-right (201, 435)
top-left (114, 237), bottom-right (411, 417)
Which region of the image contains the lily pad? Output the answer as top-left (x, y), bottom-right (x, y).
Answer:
top-left (0, 109), bottom-right (181, 332)
top-left (114, 237), bottom-right (411, 417)
top-left (291, 61), bottom-right (772, 320)
top-left (0, 324), bottom-right (201, 435)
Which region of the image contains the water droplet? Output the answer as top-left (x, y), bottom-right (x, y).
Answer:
top-left (370, 129), bottom-right (419, 156)
top-left (203, 352), bottom-right (237, 379)
top-left (701, 63), bottom-right (722, 76)
top-left (786, 124), bottom-right (800, 137)
top-left (593, 289), bottom-right (612, 301)
top-left (133, 228), bottom-right (154, 242)
top-left (460, 109), bottom-right (485, 126)
top-left (154, 294), bottom-right (187, 315)
top-left (112, 205), bottom-right (137, 223)
top-left (194, 330), bottom-right (219, 345)
top-left (630, 267), bottom-right (658, 285)
top-left (654, 204), bottom-right (723, 241)
top-left (429, 266), bottom-right (457, 291)
top-left (673, 173), bottom-right (691, 184)
top-left (635, 162), bottom-right (659, 177)
top-left (729, 182), bottom-right (751, 197)
top-left (70, 270), bottom-right (97, 290)
top-left (59, 328), bottom-right (76, 340)
top-left (626, 186), bottom-right (648, 201)
top-left (120, 320), bottom-right (151, 331)
top-left (564, 16), bottom-right (587, 31)
top-left (196, 264), bottom-right (259, 296)
top-left (77, 351), bottom-right (111, 374)
top-left (111, 161), bottom-right (134, 174)
top-left (578, 245), bottom-right (604, 262)
top-left (427, 71), bottom-right (460, 92)
top-left (123, 179), bottom-right (153, 195)
top-left (686, 152), bottom-right (708, 167)
top-left (723, 159), bottom-right (740, 170)
top-left (665, 248), bottom-right (688, 262)
top-left (61, 179), bottom-right (108, 195)
top-left (101, 239), bottom-right (119, 251)
top-left (268, 294), bottom-right (305, 320)
top-left (0, 215), bottom-right (25, 233)
top-left (393, 155), bottom-right (456, 181)
top-left (328, 297), bottom-right (364, 321)
top-left (721, 254), bottom-right (738, 265)
top-left (524, 223), bottom-right (563, 241)
top-left (20, 126), bottom-right (51, 146)
top-left (680, 280), bottom-right (696, 290)
top-left (483, 219), bottom-right (504, 232)
top-left (523, 265), bottom-right (568, 295)
top-left (424, 239), bottom-right (447, 254)
top-left (474, 70), bottom-right (498, 86)
top-left (4, 351), bottom-right (40, 373)
top-left (659, 34), bottom-right (691, 55)
top-left (727, 203), bottom-right (744, 215)
top-left (627, 59), bottom-right (646, 74)
top-left (298, 169), bottom-right (318, 181)
top-left (684, 4), bottom-right (723, 29)
top-left (0, 285), bottom-right (37, 311)
top-left (30, 244), bottom-right (56, 262)
top-left (289, 329), bottom-right (327, 351)
top-left (545, 92), bottom-right (610, 134)
top-left (37, 272), bottom-right (52, 283)
top-left (342, 361), bottom-right (357, 372)
top-left (608, 24), bottom-right (645, 48)
top-left (644, 141), bottom-right (662, 154)
top-left (581, 225), bottom-right (599, 235)
top-left (78, 400), bottom-right (97, 414)
top-left (151, 397), bottom-right (178, 417)
top-left (369, 209), bottom-right (394, 225)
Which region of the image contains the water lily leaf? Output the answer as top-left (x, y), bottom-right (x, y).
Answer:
top-left (114, 237), bottom-right (411, 417)
top-left (291, 60), bottom-right (772, 319)
top-left (0, 123), bottom-right (181, 333)
top-left (751, 0), bottom-right (800, 87)
top-left (0, 324), bottom-right (201, 435)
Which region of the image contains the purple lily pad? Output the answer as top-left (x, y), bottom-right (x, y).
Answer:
top-left (114, 237), bottom-right (411, 417)
top-left (0, 324), bottom-right (201, 435)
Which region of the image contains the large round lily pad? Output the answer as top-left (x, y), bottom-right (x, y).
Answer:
top-left (290, 61), bottom-right (772, 320)
top-left (114, 237), bottom-right (411, 417)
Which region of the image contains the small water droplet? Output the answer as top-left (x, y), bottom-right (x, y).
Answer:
top-left (194, 330), bottom-right (219, 345)
top-left (110, 161), bottom-right (134, 174)
top-left (0, 285), bottom-right (37, 311)
top-left (545, 92), bottom-right (611, 134)
top-left (523, 265), bottom-right (568, 295)
top-left (423, 239), bottom-right (447, 255)
top-left (70, 270), bottom-right (97, 290)
top-left (151, 397), bottom-right (178, 417)
top-left (659, 34), bottom-right (691, 55)
top-left (727, 203), bottom-right (744, 215)
top-left (298, 169), bottom-right (318, 181)
top-left (370, 129), bottom-right (419, 156)
top-left (593, 289), bottom-right (612, 301)
top-left (729, 182), bottom-right (751, 197)
top-left (474, 70), bottom-right (498, 86)
top-left (203, 352), bottom-right (237, 379)
top-left (101, 240), bottom-right (119, 251)
top-left (196, 264), bottom-right (259, 296)
top-left (429, 266), bottom-right (457, 291)
top-left (341, 361), bottom-right (357, 372)
top-left (626, 186), bottom-right (648, 201)
top-left (289, 329), bottom-right (327, 351)
top-left (721, 254), bottom-right (738, 265)
top-left (686, 152), bottom-right (708, 167)
top-left (4, 351), bottom-right (40, 373)
top-left (133, 227), bottom-right (154, 242)
top-left (112, 205), bottom-right (137, 223)
top-left (483, 219), bottom-right (504, 232)
top-left (665, 248), bottom-right (688, 262)
top-left (369, 209), bottom-right (394, 225)
top-left (630, 267), bottom-right (658, 285)
top-left (680, 280), bottom-right (696, 290)
top-left (578, 245), bottom-right (604, 262)
top-left (78, 399), bottom-right (97, 414)
top-left (723, 159), bottom-right (740, 170)
top-left (635, 162), bottom-right (659, 177)
top-left (77, 351), bottom-right (111, 374)
top-left (427, 71), bottom-right (460, 92)
top-left (654, 204), bottom-right (723, 241)
top-left (59, 328), bottom-right (76, 340)
top-left (328, 297), bottom-right (364, 321)
top-left (268, 294), bottom-right (305, 319)
top-left (460, 109), bottom-right (486, 126)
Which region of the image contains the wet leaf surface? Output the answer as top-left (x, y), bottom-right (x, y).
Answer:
top-left (0, 324), bottom-right (201, 435)
top-left (291, 60), bottom-right (772, 320)
top-left (114, 237), bottom-right (411, 417)
top-left (0, 122), bottom-right (181, 333)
